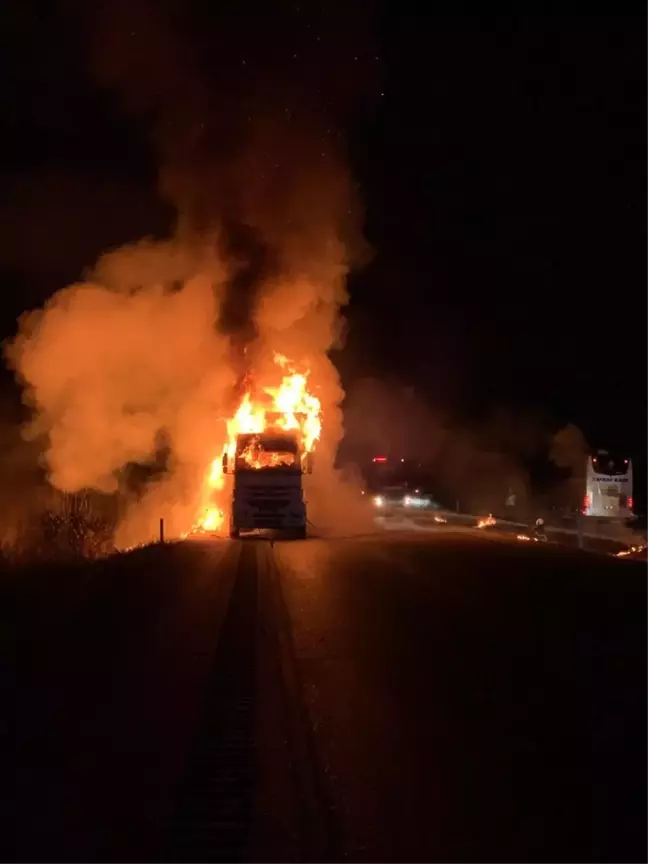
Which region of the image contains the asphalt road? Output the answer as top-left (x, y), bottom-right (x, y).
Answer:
top-left (0, 532), bottom-right (645, 862)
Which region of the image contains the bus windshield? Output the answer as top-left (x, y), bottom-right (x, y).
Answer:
top-left (591, 452), bottom-right (630, 477)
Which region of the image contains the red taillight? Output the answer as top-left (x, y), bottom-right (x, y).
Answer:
top-left (583, 494), bottom-right (590, 513)
top-left (628, 496), bottom-right (633, 511)
top-left (373, 456), bottom-right (387, 463)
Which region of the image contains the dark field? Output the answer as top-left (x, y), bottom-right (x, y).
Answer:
top-left (0, 532), bottom-right (644, 862)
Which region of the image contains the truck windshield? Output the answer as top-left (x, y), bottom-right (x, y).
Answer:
top-left (235, 434), bottom-right (300, 471)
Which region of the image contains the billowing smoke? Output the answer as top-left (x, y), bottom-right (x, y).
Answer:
top-left (5, 2), bottom-right (379, 545)
top-left (548, 423), bottom-right (590, 511)
top-left (6, 240), bottom-right (229, 544)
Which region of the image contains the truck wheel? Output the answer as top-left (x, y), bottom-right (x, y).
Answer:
top-left (229, 527), bottom-right (240, 539)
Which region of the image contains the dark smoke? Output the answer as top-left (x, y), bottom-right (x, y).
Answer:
top-left (5, 1), bottom-right (381, 543)
top-left (83, 0), bottom-right (377, 366)
top-left (217, 220), bottom-right (276, 348)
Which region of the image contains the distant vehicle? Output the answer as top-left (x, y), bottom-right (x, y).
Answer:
top-left (372, 485), bottom-right (440, 510)
top-left (404, 489), bottom-right (441, 510)
top-left (583, 450), bottom-right (633, 520)
top-left (223, 429), bottom-right (312, 539)
top-left (372, 484), bottom-right (406, 509)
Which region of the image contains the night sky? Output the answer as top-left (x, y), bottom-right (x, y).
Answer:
top-left (0, 6), bottom-right (645, 462)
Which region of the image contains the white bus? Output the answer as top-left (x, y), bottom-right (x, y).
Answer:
top-left (583, 450), bottom-right (633, 519)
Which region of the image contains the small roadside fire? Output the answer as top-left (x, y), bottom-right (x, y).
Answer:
top-left (190, 353), bottom-right (322, 534)
top-left (616, 544), bottom-right (647, 559)
top-left (477, 514), bottom-right (496, 529)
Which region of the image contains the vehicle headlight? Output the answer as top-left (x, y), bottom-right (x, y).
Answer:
top-left (374, 495), bottom-right (384, 507)
top-left (404, 496), bottom-right (411, 506)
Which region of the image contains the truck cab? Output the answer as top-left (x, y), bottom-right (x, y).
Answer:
top-left (223, 430), bottom-right (312, 539)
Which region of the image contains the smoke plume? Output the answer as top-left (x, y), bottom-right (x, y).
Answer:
top-left (5, 2), bottom-right (379, 544)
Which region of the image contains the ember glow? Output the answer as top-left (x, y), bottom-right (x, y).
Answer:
top-left (190, 352), bottom-right (322, 534)
top-left (477, 514), bottom-right (497, 529)
top-left (616, 544), bottom-right (647, 558)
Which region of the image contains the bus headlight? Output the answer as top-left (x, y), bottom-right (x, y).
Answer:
top-left (374, 495), bottom-right (384, 507)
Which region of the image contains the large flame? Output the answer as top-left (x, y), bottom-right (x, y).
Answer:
top-left (190, 353), bottom-right (321, 534)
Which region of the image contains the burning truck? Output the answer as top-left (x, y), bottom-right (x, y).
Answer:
top-left (223, 421), bottom-right (313, 538)
top-left (191, 353), bottom-right (321, 539)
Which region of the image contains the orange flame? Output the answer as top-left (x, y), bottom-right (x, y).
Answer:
top-left (477, 514), bottom-right (496, 529)
top-left (186, 457), bottom-right (225, 535)
top-left (236, 436), bottom-right (298, 470)
top-left (616, 544), bottom-right (646, 558)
